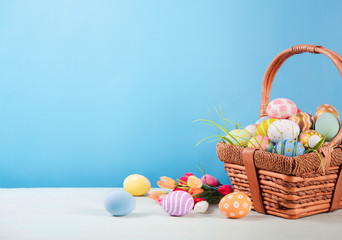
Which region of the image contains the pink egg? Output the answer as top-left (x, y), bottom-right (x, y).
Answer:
top-left (161, 191), bottom-right (194, 216)
top-left (267, 98), bottom-right (297, 119)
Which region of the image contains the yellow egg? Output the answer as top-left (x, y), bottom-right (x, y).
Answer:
top-left (123, 174), bottom-right (151, 196)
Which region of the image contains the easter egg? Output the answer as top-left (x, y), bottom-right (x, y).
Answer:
top-left (299, 130), bottom-right (323, 148)
top-left (256, 118), bottom-right (277, 136)
top-left (104, 190), bottom-right (136, 216)
top-left (288, 112), bottom-right (314, 132)
top-left (267, 119), bottom-right (300, 143)
top-left (267, 98), bottom-right (297, 119)
top-left (123, 174), bottom-right (151, 196)
top-left (244, 124), bottom-right (258, 136)
top-left (314, 104), bottom-right (339, 121)
top-left (219, 192), bottom-right (252, 219)
top-left (274, 140), bottom-right (305, 157)
top-left (255, 116), bottom-right (270, 124)
top-left (247, 135), bottom-right (274, 152)
top-left (226, 129), bottom-right (252, 146)
top-left (161, 191), bottom-right (194, 216)
top-left (315, 112), bottom-right (340, 142)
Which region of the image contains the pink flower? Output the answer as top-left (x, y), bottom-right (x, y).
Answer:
top-left (157, 177), bottom-right (178, 189)
top-left (157, 195), bottom-right (165, 206)
top-left (201, 174), bottom-right (219, 186)
top-left (148, 190), bottom-right (167, 201)
top-left (179, 172), bottom-right (194, 185)
top-left (218, 185), bottom-right (233, 195)
top-left (173, 188), bottom-right (188, 192)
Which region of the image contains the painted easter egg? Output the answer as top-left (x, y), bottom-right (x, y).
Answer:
top-left (255, 118), bottom-right (277, 136)
top-left (267, 119), bottom-right (300, 143)
top-left (315, 112), bottom-right (340, 142)
top-left (267, 98), bottom-right (297, 119)
top-left (219, 192), bottom-right (252, 219)
top-left (123, 174), bottom-right (151, 196)
top-left (104, 190), bottom-right (136, 216)
top-left (274, 140), bottom-right (305, 157)
top-left (314, 104), bottom-right (339, 121)
top-left (247, 135), bottom-right (274, 152)
top-left (255, 116), bottom-right (270, 124)
top-left (161, 191), bottom-right (194, 216)
top-left (299, 130), bottom-right (323, 149)
top-left (244, 124), bottom-right (258, 136)
top-left (288, 112), bottom-right (314, 132)
top-left (226, 129), bottom-right (252, 146)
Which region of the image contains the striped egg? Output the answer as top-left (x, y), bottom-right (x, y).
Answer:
top-left (274, 140), bottom-right (305, 157)
top-left (161, 191), bottom-right (194, 216)
top-left (299, 130), bottom-right (323, 149)
top-left (247, 135), bottom-right (274, 152)
top-left (256, 118), bottom-right (277, 136)
top-left (288, 112), bottom-right (314, 132)
top-left (267, 98), bottom-right (297, 119)
top-left (226, 129), bottom-right (252, 146)
top-left (314, 104), bottom-right (339, 121)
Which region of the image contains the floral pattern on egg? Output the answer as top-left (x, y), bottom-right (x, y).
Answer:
top-left (226, 129), bottom-right (252, 146)
top-left (274, 140), bottom-right (305, 157)
top-left (266, 98), bottom-right (297, 119)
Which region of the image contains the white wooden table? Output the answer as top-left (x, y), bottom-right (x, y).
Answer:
top-left (1, 188), bottom-right (342, 240)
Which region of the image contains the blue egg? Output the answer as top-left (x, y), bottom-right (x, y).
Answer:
top-left (274, 140), bottom-right (305, 157)
top-left (104, 190), bottom-right (136, 216)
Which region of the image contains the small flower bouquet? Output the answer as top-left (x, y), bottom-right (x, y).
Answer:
top-left (149, 172), bottom-right (233, 213)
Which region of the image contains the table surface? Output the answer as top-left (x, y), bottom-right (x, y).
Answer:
top-left (1, 188), bottom-right (342, 240)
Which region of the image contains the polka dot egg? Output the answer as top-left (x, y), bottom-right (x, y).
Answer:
top-left (123, 174), bottom-right (151, 196)
top-left (314, 104), bottom-right (339, 121)
top-left (247, 135), bottom-right (274, 152)
top-left (267, 98), bottom-right (297, 119)
top-left (267, 119), bottom-right (300, 143)
top-left (162, 191), bottom-right (194, 216)
top-left (226, 129), bottom-right (252, 146)
top-left (219, 192), bottom-right (252, 219)
top-left (274, 140), bottom-right (305, 157)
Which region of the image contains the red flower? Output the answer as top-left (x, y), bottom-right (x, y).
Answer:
top-left (218, 185), bottom-right (233, 195)
top-left (193, 197), bottom-right (206, 205)
top-left (173, 188), bottom-right (188, 192)
top-left (179, 172), bottom-right (194, 185)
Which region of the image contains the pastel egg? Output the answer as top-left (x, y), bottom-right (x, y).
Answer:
top-left (247, 135), bottom-right (274, 152)
top-left (315, 112), bottom-right (340, 142)
top-left (256, 118), bottom-right (277, 136)
top-left (288, 112), bottom-right (314, 132)
top-left (267, 119), bottom-right (300, 143)
top-left (266, 98), bottom-right (297, 119)
top-left (123, 174), bottom-right (151, 196)
top-left (255, 116), bottom-right (270, 124)
top-left (299, 130), bottom-right (323, 148)
top-left (244, 124), bottom-right (258, 136)
top-left (162, 191), bottom-right (194, 216)
top-left (274, 140), bottom-right (305, 157)
top-left (226, 129), bottom-right (252, 146)
top-left (314, 104), bottom-right (339, 121)
top-left (219, 192), bottom-right (252, 219)
top-left (104, 190), bottom-right (136, 216)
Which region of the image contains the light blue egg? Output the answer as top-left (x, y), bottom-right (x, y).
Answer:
top-left (266, 141), bottom-right (275, 152)
top-left (226, 129), bottom-right (252, 146)
top-left (104, 190), bottom-right (136, 216)
top-left (274, 140), bottom-right (305, 157)
top-left (255, 116), bottom-right (270, 124)
top-left (315, 112), bottom-right (340, 142)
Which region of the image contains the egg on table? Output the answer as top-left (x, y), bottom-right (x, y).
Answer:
top-left (267, 119), bottom-right (300, 143)
top-left (315, 112), bottom-right (340, 142)
top-left (314, 104), bottom-right (339, 121)
top-left (219, 192), bottom-right (252, 219)
top-left (123, 174), bottom-right (151, 196)
top-left (255, 118), bottom-right (277, 136)
top-left (288, 112), bottom-right (314, 132)
top-left (104, 190), bottom-right (136, 216)
top-left (226, 129), bottom-right (252, 146)
top-left (274, 140), bottom-right (305, 157)
top-left (161, 191), bottom-right (194, 216)
top-left (247, 135), bottom-right (274, 152)
top-left (299, 130), bottom-right (323, 149)
top-left (244, 124), bottom-right (258, 136)
top-left (267, 98), bottom-right (297, 119)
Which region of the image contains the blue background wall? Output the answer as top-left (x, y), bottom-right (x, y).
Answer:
top-left (1, 0), bottom-right (342, 187)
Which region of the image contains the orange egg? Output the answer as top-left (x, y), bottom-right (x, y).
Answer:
top-left (219, 192), bottom-right (252, 219)
top-left (314, 104), bottom-right (339, 121)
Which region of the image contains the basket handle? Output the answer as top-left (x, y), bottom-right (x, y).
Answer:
top-left (260, 44), bottom-right (342, 147)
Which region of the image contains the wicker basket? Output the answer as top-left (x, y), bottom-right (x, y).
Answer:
top-left (217, 44), bottom-right (342, 219)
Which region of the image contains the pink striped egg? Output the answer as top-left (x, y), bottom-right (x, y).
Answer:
top-left (161, 191), bottom-right (194, 216)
